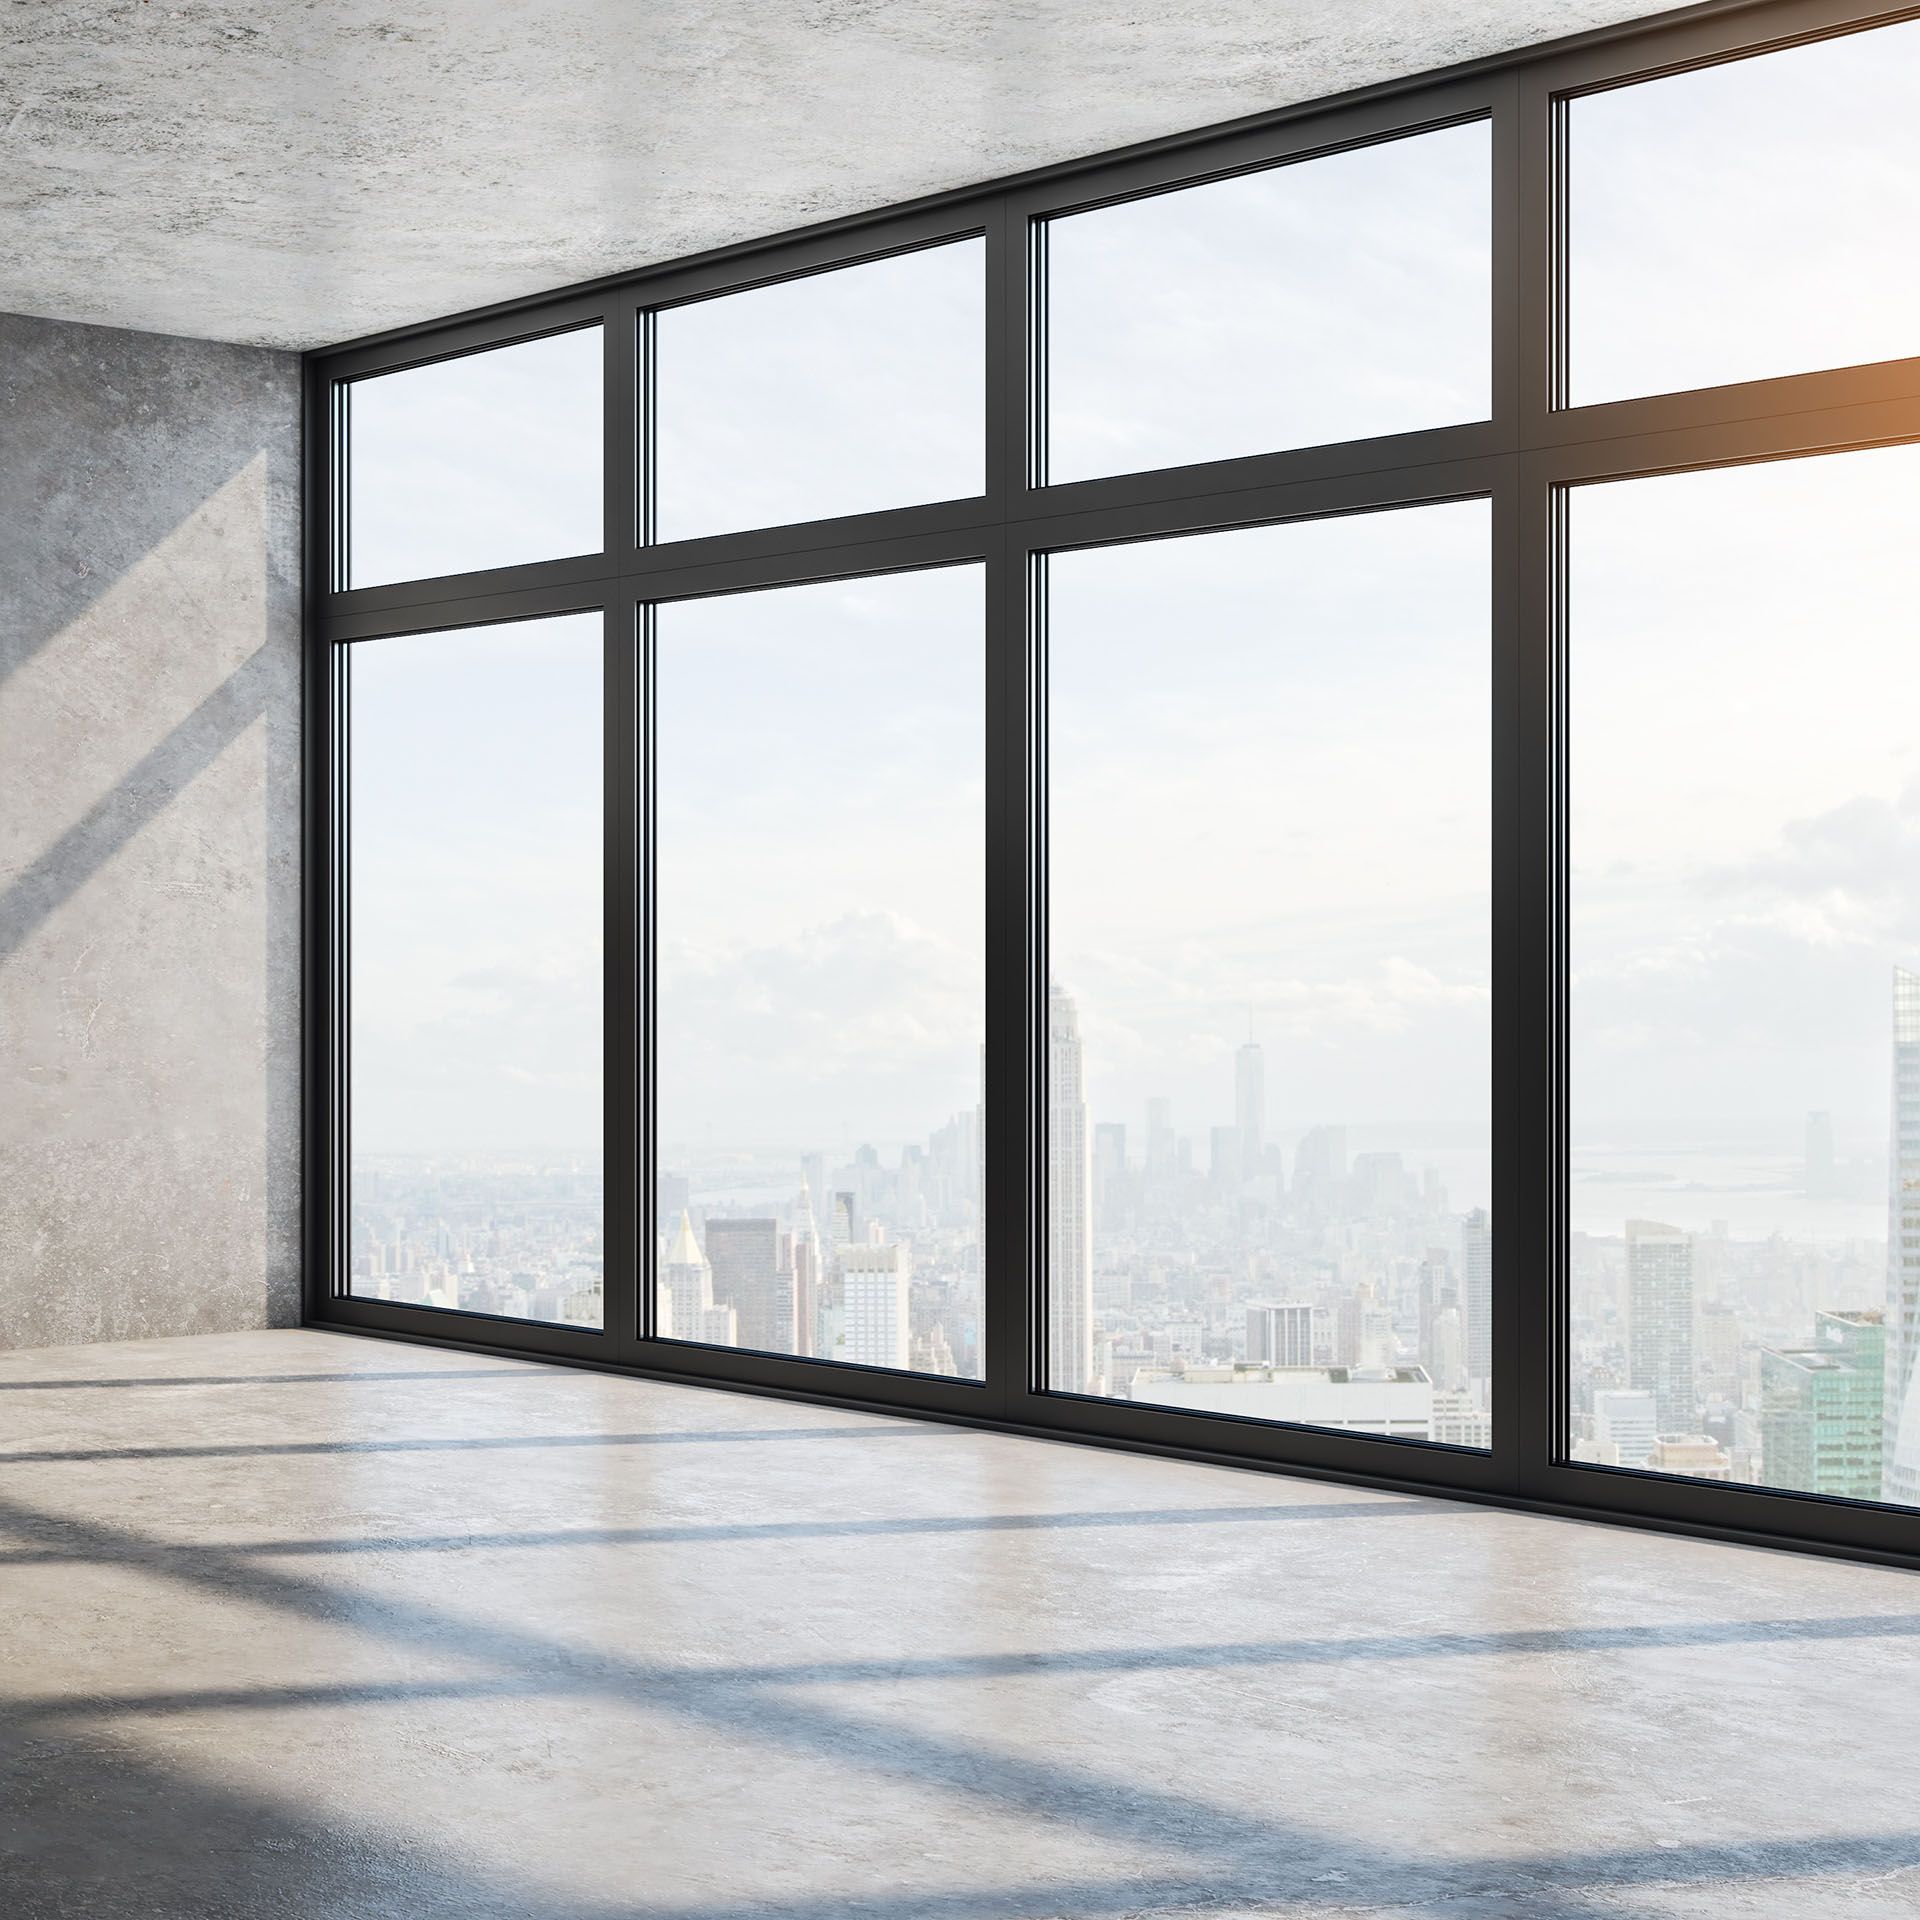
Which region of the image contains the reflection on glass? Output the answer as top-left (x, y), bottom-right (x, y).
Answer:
top-left (652, 242), bottom-right (984, 543)
top-left (1569, 446), bottom-right (1920, 1507)
top-left (1043, 122), bottom-right (1490, 484)
top-left (1569, 20), bottom-right (1920, 405)
top-left (1046, 504), bottom-right (1492, 1445)
top-left (348, 614), bottom-right (604, 1327)
top-left (346, 327), bottom-right (602, 588)
top-left (653, 568), bottom-right (984, 1376)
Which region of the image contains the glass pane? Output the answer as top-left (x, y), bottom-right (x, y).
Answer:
top-left (346, 327), bottom-right (602, 587)
top-left (652, 241), bottom-right (984, 543)
top-left (1046, 503), bottom-right (1492, 1445)
top-left (1569, 21), bottom-right (1920, 405)
top-left (1568, 445), bottom-right (1920, 1508)
top-left (654, 568), bottom-right (984, 1377)
top-left (348, 614), bottom-right (604, 1328)
top-left (1043, 122), bottom-right (1490, 484)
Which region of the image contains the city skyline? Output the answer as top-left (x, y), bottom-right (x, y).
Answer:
top-left (347, 959), bottom-right (1920, 1515)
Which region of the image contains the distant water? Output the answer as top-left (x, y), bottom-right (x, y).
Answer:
top-left (1568, 1147), bottom-right (1885, 1244)
top-left (673, 1143), bottom-right (1887, 1247)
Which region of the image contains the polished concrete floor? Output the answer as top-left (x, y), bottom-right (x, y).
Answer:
top-left (2, 1330), bottom-right (1917, 1919)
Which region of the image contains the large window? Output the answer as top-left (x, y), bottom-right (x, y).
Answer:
top-left (652, 568), bottom-right (985, 1377)
top-left (314, 1), bottom-right (1920, 1564)
top-left (346, 615), bottom-right (604, 1327)
top-left (1046, 506), bottom-right (1492, 1442)
top-left (1568, 446), bottom-right (1920, 1509)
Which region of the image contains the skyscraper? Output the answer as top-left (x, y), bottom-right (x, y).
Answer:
top-left (1461, 1208), bottom-right (1493, 1393)
top-left (801, 1151), bottom-right (828, 1222)
top-left (1593, 1387), bottom-right (1658, 1469)
top-left (841, 1243), bottom-right (911, 1371)
top-left (1246, 1301), bottom-right (1314, 1368)
top-left (707, 1216), bottom-right (792, 1355)
top-left (788, 1178), bottom-right (823, 1361)
top-left (1626, 1218), bottom-right (1695, 1436)
top-left (661, 1211), bottom-right (736, 1348)
top-left (1049, 983), bottom-right (1093, 1394)
top-left (975, 1040), bottom-right (987, 1272)
top-left (1208, 1125), bottom-right (1241, 1192)
top-left (1417, 1248), bottom-right (1454, 1379)
top-left (1292, 1125), bottom-right (1348, 1209)
top-left (1885, 967), bottom-right (1920, 1505)
top-left (1763, 1309), bottom-right (1884, 1501)
top-left (1235, 1037), bottom-right (1265, 1184)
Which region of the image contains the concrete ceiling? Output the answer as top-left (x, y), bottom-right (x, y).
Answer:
top-left (3, 1), bottom-right (1661, 351)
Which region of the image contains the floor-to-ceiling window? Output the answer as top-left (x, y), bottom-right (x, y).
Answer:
top-left (312, 0), bottom-right (1920, 1564)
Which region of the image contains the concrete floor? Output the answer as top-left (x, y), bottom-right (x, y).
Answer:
top-left (2, 1331), bottom-right (1916, 1919)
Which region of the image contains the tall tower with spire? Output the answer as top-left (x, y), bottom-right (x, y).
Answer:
top-left (1885, 968), bottom-right (1920, 1504)
top-left (789, 1176), bottom-right (823, 1360)
top-left (1235, 1023), bottom-right (1266, 1186)
top-left (661, 1210), bottom-right (736, 1348)
top-left (1049, 983), bottom-right (1093, 1394)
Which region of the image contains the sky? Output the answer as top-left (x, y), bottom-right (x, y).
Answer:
top-left (1049, 502), bottom-right (1491, 1151)
top-left (341, 19), bottom-right (1920, 1194)
top-left (1571, 18), bottom-right (1920, 404)
top-left (653, 568), bottom-right (985, 1163)
top-left (654, 240), bottom-right (983, 541)
top-left (349, 614), bottom-right (603, 1155)
top-left (1046, 119), bottom-right (1489, 481)
top-left (348, 326), bottom-right (603, 588)
top-left (1570, 442), bottom-right (1920, 1164)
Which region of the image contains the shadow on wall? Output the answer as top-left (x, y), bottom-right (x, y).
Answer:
top-left (0, 312), bottom-right (302, 1349)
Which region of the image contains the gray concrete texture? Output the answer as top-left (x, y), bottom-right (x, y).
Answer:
top-left (2, 0), bottom-right (1661, 349)
top-left (0, 311), bottom-right (302, 1350)
top-left (2, 1327), bottom-right (1918, 1918)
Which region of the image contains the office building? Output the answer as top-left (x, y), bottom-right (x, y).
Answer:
top-left (706, 1217), bottom-right (793, 1356)
top-left (661, 1211), bottom-right (737, 1348)
top-left (840, 1244), bottom-right (912, 1372)
top-left (1209, 1124), bottom-right (1242, 1192)
top-left (1292, 1125), bottom-right (1348, 1208)
top-left (1626, 1219), bottom-right (1696, 1437)
top-left (1764, 1310), bottom-right (1886, 1501)
top-left (1131, 1364), bottom-right (1434, 1440)
top-left (1048, 983), bottom-right (1094, 1393)
top-left (1430, 1389), bottom-right (1493, 1449)
top-left (1593, 1389), bottom-right (1660, 1470)
top-left (1144, 1095), bottom-right (1176, 1182)
top-left (1648, 1436), bottom-right (1733, 1481)
top-left (788, 1179), bottom-right (823, 1361)
top-left (1461, 1208), bottom-right (1493, 1392)
top-left (1887, 968), bottom-right (1920, 1504)
top-left (1246, 1302), bottom-right (1316, 1369)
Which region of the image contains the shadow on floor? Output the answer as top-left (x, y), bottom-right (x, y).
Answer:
top-left (0, 1368), bottom-right (536, 1391)
top-left (2, 1483), bottom-right (1917, 1918)
top-left (0, 1424), bottom-right (960, 1465)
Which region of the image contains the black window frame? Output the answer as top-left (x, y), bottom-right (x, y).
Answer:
top-left (303, 0), bottom-right (1920, 1569)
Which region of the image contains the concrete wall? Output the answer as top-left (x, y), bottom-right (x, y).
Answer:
top-left (0, 311), bottom-right (302, 1348)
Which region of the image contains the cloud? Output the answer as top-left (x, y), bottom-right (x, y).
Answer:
top-left (657, 909), bottom-right (983, 1153)
top-left (1570, 788), bottom-right (1920, 1126)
